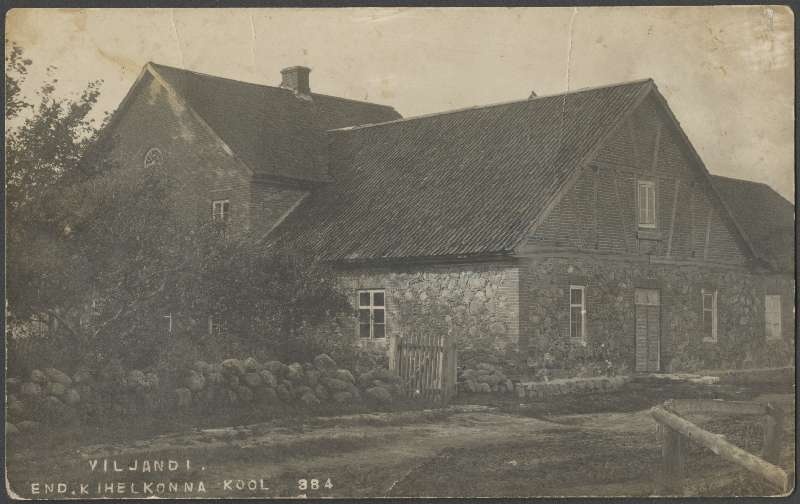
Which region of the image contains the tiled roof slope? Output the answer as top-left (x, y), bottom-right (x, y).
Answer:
top-left (268, 79), bottom-right (653, 260)
top-left (711, 175), bottom-right (795, 272)
top-left (150, 63), bottom-right (401, 182)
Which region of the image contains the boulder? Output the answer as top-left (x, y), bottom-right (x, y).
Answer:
top-left (45, 368), bottom-right (73, 386)
top-left (175, 388), bottom-right (192, 408)
top-left (185, 371), bottom-right (206, 392)
top-left (294, 385), bottom-right (313, 397)
top-left (16, 420), bottom-right (41, 432)
top-left (21, 382), bottom-right (42, 398)
top-left (7, 377), bottom-right (21, 390)
top-left (41, 396), bottom-right (67, 419)
top-left (478, 382), bottom-right (492, 393)
top-left (348, 384), bottom-right (362, 402)
top-left (193, 360), bottom-right (211, 374)
top-left (30, 369), bottom-right (47, 384)
top-left (222, 359), bottom-right (246, 376)
top-left (483, 374), bottom-right (503, 386)
top-left (236, 386), bottom-right (254, 402)
top-left (305, 369), bottom-right (320, 387)
top-left (46, 382), bottom-right (67, 397)
top-left (63, 388), bottom-right (81, 405)
top-left (206, 371), bottom-right (224, 385)
top-left (8, 398), bottom-right (26, 419)
top-left (365, 386), bottom-right (392, 404)
top-left (461, 369), bottom-right (479, 380)
top-left (323, 378), bottom-right (350, 392)
top-left (243, 357), bottom-right (261, 371)
top-left (332, 391), bottom-right (353, 404)
top-left (144, 372), bottom-right (160, 389)
top-left (300, 391), bottom-right (320, 407)
top-left (264, 361), bottom-right (288, 377)
top-left (6, 422), bottom-right (19, 435)
top-left (313, 354), bottom-right (337, 372)
top-left (126, 370), bottom-right (147, 389)
top-left (226, 374), bottom-right (240, 387)
top-left (335, 369), bottom-right (355, 384)
top-left (73, 369), bottom-right (92, 384)
top-left (276, 385), bottom-right (292, 403)
top-left (258, 370), bottom-right (277, 388)
top-left (243, 372), bottom-right (263, 388)
top-left (371, 368), bottom-right (401, 383)
top-left (286, 363), bottom-right (304, 382)
top-left (314, 384), bottom-right (329, 401)
top-left (257, 387), bottom-right (278, 404)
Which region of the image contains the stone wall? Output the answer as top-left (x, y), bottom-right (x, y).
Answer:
top-left (337, 261), bottom-right (521, 350)
top-left (521, 254), bottom-right (794, 375)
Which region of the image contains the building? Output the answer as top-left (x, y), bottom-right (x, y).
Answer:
top-left (96, 62), bottom-right (794, 375)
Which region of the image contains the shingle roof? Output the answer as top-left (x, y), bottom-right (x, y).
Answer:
top-left (710, 175), bottom-right (795, 272)
top-left (267, 79), bottom-right (653, 260)
top-left (149, 63), bottom-right (401, 182)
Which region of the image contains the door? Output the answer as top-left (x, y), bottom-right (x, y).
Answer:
top-left (635, 289), bottom-right (661, 372)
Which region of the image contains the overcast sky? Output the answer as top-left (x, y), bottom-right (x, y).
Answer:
top-left (6, 6), bottom-right (795, 200)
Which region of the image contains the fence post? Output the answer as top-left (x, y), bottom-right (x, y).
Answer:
top-left (388, 333), bottom-right (398, 372)
top-left (661, 424), bottom-right (686, 494)
top-left (762, 403), bottom-right (784, 464)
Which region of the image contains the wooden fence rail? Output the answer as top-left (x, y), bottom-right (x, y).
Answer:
top-left (651, 401), bottom-right (790, 495)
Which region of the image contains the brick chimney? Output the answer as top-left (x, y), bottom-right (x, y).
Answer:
top-left (280, 66), bottom-right (312, 99)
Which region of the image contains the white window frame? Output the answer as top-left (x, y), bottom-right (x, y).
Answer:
top-left (212, 199), bottom-right (230, 223)
top-left (765, 295), bottom-right (782, 341)
top-left (569, 285), bottom-right (587, 343)
top-left (358, 289), bottom-right (386, 340)
top-left (208, 316), bottom-right (227, 337)
top-left (701, 289), bottom-right (718, 342)
top-left (164, 313), bottom-right (173, 335)
top-left (637, 180), bottom-right (656, 229)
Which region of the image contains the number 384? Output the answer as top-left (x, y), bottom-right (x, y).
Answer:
top-left (298, 478), bottom-right (333, 491)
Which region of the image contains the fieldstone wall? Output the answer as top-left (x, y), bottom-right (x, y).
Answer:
top-left (338, 261), bottom-right (520, 349)
top-left (522, 255), bottom-right (794, 376)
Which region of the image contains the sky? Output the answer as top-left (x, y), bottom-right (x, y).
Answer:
top-left (6, 6), bottom-right (795, 200)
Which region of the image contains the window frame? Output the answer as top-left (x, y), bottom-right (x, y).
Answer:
top-left (357, 289), bottom-right (386, 340)
top-left (208, 315), bottom-right (227, 337)
top-left (637, 180), bottom-right (657, 229)
top-left (701, 288), bottom-right (718, 343)
top-left (212, 199), bottom-right (230, 223)
top-left (765, 294), bottom-right (782, 341)
top-left (569, 285), bottom-right (587, 343)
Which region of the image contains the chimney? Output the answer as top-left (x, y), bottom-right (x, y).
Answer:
top-left (280, 66), bottom-right (312, 99)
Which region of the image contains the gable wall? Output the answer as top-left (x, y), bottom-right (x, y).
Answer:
top-left (101, 71), bottom-right (307, 238)
top-left (528, 94), bottom-right (750, 266)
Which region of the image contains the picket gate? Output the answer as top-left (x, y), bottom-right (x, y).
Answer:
top-left (389, 332), bottom-right (457, 405)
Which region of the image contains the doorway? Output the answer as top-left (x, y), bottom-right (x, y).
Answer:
top-left (635, 288), bottom-right (661, 372)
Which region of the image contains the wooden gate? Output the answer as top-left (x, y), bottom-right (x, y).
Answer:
top-left (390, 333), bottom-right (457, 404)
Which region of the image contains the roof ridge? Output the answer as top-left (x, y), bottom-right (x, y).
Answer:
top-left (329, 78), bottom-right (654, 133)
top-left (147, 61), bottom-right (397, 111)
top-left (711, 173), bottom-right (773, 188)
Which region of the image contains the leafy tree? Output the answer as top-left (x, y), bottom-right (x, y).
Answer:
top-left (6, 44), bottom-right (354, 371)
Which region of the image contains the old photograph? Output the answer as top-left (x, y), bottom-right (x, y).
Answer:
top-left (4, 5), bottom-right (795, 498)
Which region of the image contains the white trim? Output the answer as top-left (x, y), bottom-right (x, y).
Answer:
top-left (569, 285), bottom-right (587, 343)
top-left (637, 180), bottom-right (657, 229)
top-left (701, 289), bottom-right (718, 343)
top-left (212, 199), bottom-right (230, 222)
top-left (357, 289), bottom-right (386, 340)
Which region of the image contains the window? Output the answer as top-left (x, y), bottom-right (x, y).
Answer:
top-left (765, 295), bottom-right (782, 340)
top-left (701, 289), bottom-right (718, 342)
top-left (637, 180), bottom-right (656, 228)
top-left (144, 147), bottom-right (164, 170)
top-left (212, 200), bottom-right (230, 223)
top-left (209, 316), bottom-right (227, 337)
top-left (569, 285), bottom-right (586, 342)
top-left (164, 313), bottom-right (173, 335)
top-left (358, 290), bottom-right (386, 339)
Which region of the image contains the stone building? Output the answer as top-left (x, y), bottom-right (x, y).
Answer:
top-left (97, 62), bottom-right (794, 375)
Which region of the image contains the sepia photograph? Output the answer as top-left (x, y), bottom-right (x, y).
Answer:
top-left (4, 5), bottom-right (796, 499)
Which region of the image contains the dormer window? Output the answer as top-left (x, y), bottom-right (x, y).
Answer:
top-left (637, 180), bottom-right (656, 228)
top-left (212, 200), bottom-right (230, 223)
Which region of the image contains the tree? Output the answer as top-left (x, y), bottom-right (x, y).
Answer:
top-left (6, 45), bottom-right (354, 371)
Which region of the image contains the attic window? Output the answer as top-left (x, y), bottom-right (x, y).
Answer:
top-left (212, 200), bottom-right (230, 223)
top-left (637, 180), bottom-right (656, 229)
top-left (144, 147), bottom-right (164, 170)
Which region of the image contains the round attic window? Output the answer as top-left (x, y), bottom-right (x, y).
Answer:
top-left (144, 147), bottom-right (164, 169)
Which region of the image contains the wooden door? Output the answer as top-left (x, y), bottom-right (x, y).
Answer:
top-left (635, 289), bottom-right (661, 372)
